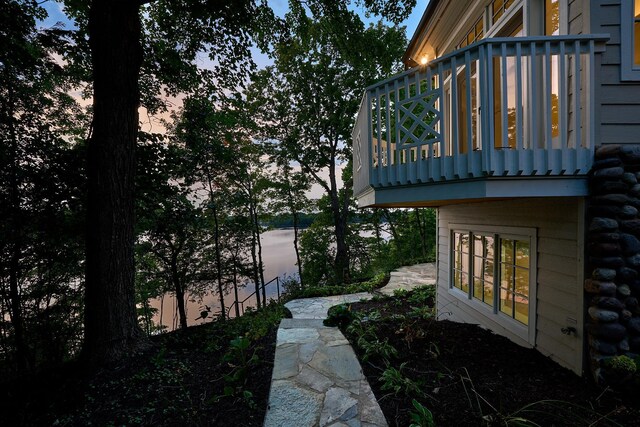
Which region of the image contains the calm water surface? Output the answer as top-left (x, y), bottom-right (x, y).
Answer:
top-left (150, 228), bottom-right (299, 330)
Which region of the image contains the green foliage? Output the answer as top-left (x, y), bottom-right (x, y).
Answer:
top-left (409, 399), bottom-right (435, 427)
top-left (366, 208), bottom-right (437, 276)
top-left (220, 336), bottom-right (260, 403)
top-left (324, 304), bottom-right (354, 327)
top-left (357, 336), bottom-right (398, 363)
top-left (379, 363), bottom-right (425, 398)
top-left (605, 355), bottom-right (637, 375)
top-left (285, 272), bottom-right (388, 300)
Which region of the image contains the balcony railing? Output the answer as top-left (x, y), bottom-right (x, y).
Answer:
top-left (353, 34), bottom-right (609, 201)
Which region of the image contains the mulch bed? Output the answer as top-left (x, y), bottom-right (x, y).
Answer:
top-left (341, 292), bottom-right (640, 426)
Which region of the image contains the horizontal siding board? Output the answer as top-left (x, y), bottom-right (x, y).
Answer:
top-left (600, 85), bottom-right (640, 103)
top-left (600, 124), bottom-right (640, 143)
top-left (601, 105), bottom-right (640, 124)
top-left (538, 253), bottom-right (578, 275)
top-left (538, 237), bottom-right (577, 256)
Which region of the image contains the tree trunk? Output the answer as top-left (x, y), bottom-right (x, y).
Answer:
top-left (83, 0), bottom-right (147, 365)
top-left (254, 204), bottom-right (266, 306)
top-left (232, 257), bottom-right (240, 318)
top-left (328, 162), bottom-right (349, 284)
top-left (284, 167), bottom-right (304, 288)
top-left (211, 201), bottom-right (226, 320)
top-left (250, 226), bottom-right (261, 310)
top-left (171, 254), bottom-right (188, 329)
top-left (415, 208), bottom-right (428, 259)
top-left (292, 210), bottom-right (303, 288)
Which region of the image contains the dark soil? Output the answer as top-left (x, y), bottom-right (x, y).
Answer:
top-left (0, 305), bottom-right (286, 426)
top-left (340, 289), bottom-right (640, 427)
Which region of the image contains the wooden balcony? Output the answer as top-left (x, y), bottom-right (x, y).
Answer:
top-left (353, 35), bottom-right (609, 208)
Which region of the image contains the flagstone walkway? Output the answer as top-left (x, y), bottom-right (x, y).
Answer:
top-left (263, 263), bottom-right (436, 427)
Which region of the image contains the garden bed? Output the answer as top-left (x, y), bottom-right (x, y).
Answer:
top-left (337, 287), bottom-right (640, 426)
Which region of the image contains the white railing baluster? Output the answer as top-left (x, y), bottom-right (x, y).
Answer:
top-left (438, 61), bottom-right (446, 180)
top-left (464, 50), bottom-right (474, 177)
top-left (393, 78), bottom-right (400, 184)
top-left (375, 87), bottom-right (382, 186)
top-left (544, 41), bottom-right (553, 174)
top-left (487, 43), bottom-right (495, 175)
top-left (559, 41), bottom-right (569, 174)
top-left (515, 42), bottom-right (525, 175)
top-left (451, 55), bottom-right (459, 178)
top-left (384, 83), bottom-right (392, 185)
top-left (529, 41), bottom-right (539, 174)
top-left (573, 41), bottom-right (582, 151)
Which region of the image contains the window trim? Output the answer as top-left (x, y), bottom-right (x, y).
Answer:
top-left (621, 0), bottom-right (640, 81)
top-left (448, 224), bottom-right (537, 344)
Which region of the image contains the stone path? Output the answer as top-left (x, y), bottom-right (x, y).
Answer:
top-left (263, 263), bottom-right (436, 427)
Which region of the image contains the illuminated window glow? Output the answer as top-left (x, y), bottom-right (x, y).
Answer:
top-left (451, 229), bottom-right (532, 327)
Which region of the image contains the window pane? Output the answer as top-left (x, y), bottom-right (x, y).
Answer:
top-left (462, 254), bottom-right (469, 274)
top-left (515, 241), bottom-right (529, 268)
top-left (484, 282), bottom-right (494, 307)
top-left (501, 239), bottom-right (514, 264)
top-left (474, 234), bottom-right (483, 254)
top-left (515, 267), bottom-right (529, 297)
top-left (501, 264), bottom-right (514, 290)
top-left (473, 278), bottom-right (483, 301)
top-left (461, 273), bottom-right (469, 293)
top-left (515, 297), bottom-right (529, 325)
top-left (474, 256), bottom-right (483, 277)
top-left (485, 235), bottom-right (494, 258)
top-left (484, 259), bottom-right (494, 283)
top-left (500, 288), bottom-right (513, 316)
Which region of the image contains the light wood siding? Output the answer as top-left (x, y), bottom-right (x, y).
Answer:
top-left (436, 198), bottom-right (584, 374)
top-left (592, 0), bottom-right (640, 144)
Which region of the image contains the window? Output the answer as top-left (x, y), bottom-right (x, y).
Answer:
top-left (458, 16), bottom-right (484, 49)
top-left (491, 0), bottom-right (516, 25)
top-left (450, 226), bottom-right (536, 342)
top-left (621, 0), bottom-right (640, 80)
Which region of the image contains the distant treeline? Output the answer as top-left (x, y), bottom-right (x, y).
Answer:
top-left (267, 213), bottom-right (318, 229)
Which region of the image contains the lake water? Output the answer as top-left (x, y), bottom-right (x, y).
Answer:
top-left (150, 228), bottom-right (300, 330)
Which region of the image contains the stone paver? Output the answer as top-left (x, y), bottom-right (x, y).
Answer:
top-left (263, 263), bottom-right (436, 427)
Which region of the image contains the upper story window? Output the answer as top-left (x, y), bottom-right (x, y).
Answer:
top-left (458, 16), bottom-right (484, 49)
top-left (621, 0), bottom-right (640, 80)
top-left (450, 225), bottom-right (536, 343)
top-left (491, 0), bottom-right (516, 25)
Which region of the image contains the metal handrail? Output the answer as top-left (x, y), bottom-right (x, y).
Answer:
top-left (226, 276), bottom-right (281, 318)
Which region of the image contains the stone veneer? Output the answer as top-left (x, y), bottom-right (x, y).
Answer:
top-left (586, 145), bottom-right (640, 382)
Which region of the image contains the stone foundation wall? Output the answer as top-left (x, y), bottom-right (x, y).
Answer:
top-left (586, 145), bottom-right (640, 382)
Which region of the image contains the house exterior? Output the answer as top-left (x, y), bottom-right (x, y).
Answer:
top-left (352, 0), bottom-right (640, 380)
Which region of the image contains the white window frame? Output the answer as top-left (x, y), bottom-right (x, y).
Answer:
top-left (621, 0), bottom-right (640, 81)
top-left (448, 224), bottom-right (537, 344)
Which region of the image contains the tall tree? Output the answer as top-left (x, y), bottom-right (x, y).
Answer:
top-left (248, 10), bottom-right (407, 284)
top-left (0, 0), bottom-right (85, 371)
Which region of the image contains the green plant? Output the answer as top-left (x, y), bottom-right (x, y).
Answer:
top-left (393, 288), bottom-right (409, 298)
top-left (409, 305), bottom-right (434, 320)
top-left (379, 363), bottom-right (425, 397)
top-left (217, 336), bottom-right (260, 406)
top-left (324, 304), bottom-right (354, 327)
top-left (603, 355), bottom-right (637, 386)
top-left (409, 399), bottom-right (435, 427)
top-left (408, 285), bottom-right (436, 305)
top-left (606, 355), bottom-right (636, 375)
top-left (357, 336), bottom-right (398, 363)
